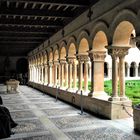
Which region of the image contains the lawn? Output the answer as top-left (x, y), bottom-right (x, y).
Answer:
top-left (104, 80), bottom-right (140, 105)
top-left (76, 80), bottom-right (140, 105)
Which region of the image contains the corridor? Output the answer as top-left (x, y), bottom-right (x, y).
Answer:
top-left (0, 85), bottom-right (139, 140)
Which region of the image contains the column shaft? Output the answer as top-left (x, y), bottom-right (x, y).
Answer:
top-left (84, 61), bottom-right (89, 92)
top-left (112, 55), bottom-right (118, 98)
top-left (119, 56), bottom-right (126, 99)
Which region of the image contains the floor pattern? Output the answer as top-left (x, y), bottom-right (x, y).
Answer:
top-left (0, 85), bottom-right (140, 140)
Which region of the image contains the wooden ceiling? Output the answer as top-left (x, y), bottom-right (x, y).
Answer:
top-left (0, 0), bottom-right (98, 56)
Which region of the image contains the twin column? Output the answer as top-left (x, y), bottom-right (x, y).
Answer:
top-left (107, 46), bottom-right (130, 101)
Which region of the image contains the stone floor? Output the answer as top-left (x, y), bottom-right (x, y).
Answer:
top-left (0, 85), bottom-right (140, 140)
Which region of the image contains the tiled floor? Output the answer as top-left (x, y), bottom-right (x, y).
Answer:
top-left (0, 85), bottom-right (140, 140)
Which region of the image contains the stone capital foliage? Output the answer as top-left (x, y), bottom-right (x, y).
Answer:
top-left (89, 50), bottom-right (106, 62)
top-left (107, 46), bottom-right (130, 58)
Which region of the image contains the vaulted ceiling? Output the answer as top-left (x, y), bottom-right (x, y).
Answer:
top-left (0, 0), bottom-right (98, 56)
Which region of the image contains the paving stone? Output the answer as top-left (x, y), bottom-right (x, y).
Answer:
top-left (0, 85), bottom-right (140, 140)
top-left (11, 110), bottom-right (37, 120)
top-left (13, 119), bottom-right (48, 134)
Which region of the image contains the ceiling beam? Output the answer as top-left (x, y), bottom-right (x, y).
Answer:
top-left (0, 8), bottom-right (74, 18)
top-left (0, 33), bottom-right (49, 38)
top-left (0, 41), bottom-right (41, 44)
top-left (0, 31), bottom-right (52, 35)
top-left (0, 36), bottom-right (47, 40)
top-left (0, 18), bottom-right (64, 27)
top-left (1, 0), bottom-right (89, 7)
top-left (0, 26), bottom-right (55, 34)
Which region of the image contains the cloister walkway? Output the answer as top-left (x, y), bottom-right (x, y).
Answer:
top-left (0, 85), bottom-right (140, 140)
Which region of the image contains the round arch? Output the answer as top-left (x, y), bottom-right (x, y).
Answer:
top-left (113, 21), bottom-right (135, 46)
top-left (49, 51), bottom-right (53, 62)
top-left (78, 38), bottom-right (89, 54)
top-left (91, 21), bottom-right (111, 45)
top-left (67, 36), bottom-right (77, 56)
top-left (92, 31), bottom-right (108, 51)
top-left (130, 62), bottom-right (136, 77)
top-left (68, 43), bottom-right (76, 57)
top-left (110, 9), bottom-right (139, 45)
top-left (77, 30), bottom-right (91, 53)
top-left (59, 41), bottom-right (67, 59)
top-left (54, 49), bottom-right (59, 61)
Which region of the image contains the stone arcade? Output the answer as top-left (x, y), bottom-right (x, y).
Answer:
top-left (28, 1), bottom-right (140, 119)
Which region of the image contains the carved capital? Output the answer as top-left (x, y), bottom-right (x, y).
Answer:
top-left (77, 54), bottom-right (90, 62)
top-left (107, 46), bottom-right (130, 58)
top-left (59, 59), bottom-right (66, 64)
top-left (67, 56), bottom-right (76, 64)
top-left (89, 50), bottom-right (106, 62)
top-left (48, 61), bottom-right (53, 66)
top-left (53, 61), bottom-right (59, 65)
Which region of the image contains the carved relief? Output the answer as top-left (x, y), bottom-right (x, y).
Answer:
top-left (89, 51), bottom-right (106, 62)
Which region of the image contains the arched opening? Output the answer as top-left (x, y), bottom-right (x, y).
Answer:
top-left (60, 47), bottom-right (66, 59)
top-left (92, 31), bottom-right (108, 95)
top-left (78, 38), bottom-right (89, 92)
top-left (130, 62), bottom-right (136, 77)
top-left (93, 31), bottom-right (108, 51)
top-left (68, 43), bottom-right (77, 89)
top-left (113, 21), bottom-right (135, 46)
top-left (104, 62), bottom-right (108, 78)
top-left (78, 38), bottom-right (89, 54)
top-left (60, 46), bottom-right (67, 88)
top-left (54, 49), bottom-right (59, 86)
top-left (16, 58), bottom-right (28, 84)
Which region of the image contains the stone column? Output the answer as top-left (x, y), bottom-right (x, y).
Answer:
top-left (35, 66), bottom-right (38, 83)
top-left (68, 57), bottom-right (75, 90)
top-left (88, 62), bottom-right (91, 80)
top-left (111, 55), bottom-right (119, 101)
top-left (77, 54), bottom-right (90, 94)
top-left (64, 62), bottom-right (68, 88)
top-left (41, 65), bottom-right (44, 84)
top-left (77, 55), bottom-right (84, 92)
top-left (36, 66), bottom-right (39, 83)
top-left (89, 50), bottom-right (106, 97)
top-left (44, 64), bottom-right (48, 85)
top-left (107, 46), bottom-right (130, 101)
top-left (29, 66), bottom-right (31, 81)
top-left (53, 61), bottom-right (59, 87)
top-left (48, 62), bottom-right (53, 86)
top-left (60, 59), bottom-right (66, 88)
top-left (31, 66), bottom-right (33, 81)
top-left (118, 47), bottom-right (130, 100)
top-left (83, 56), bottom-right (90, 93)
top-left (73, 60), bottom-right (77, 90)
top-left (136, 65), bottom-right (139, 77)
top-left (127, 65), bottom-right (130, 77)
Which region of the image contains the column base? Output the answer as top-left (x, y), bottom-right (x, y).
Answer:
top-left (76, 90), bottom-right (88, 96)
top-left (108, 96), bottom-right (120, 101)
top-left (89, 91), bottom-right (109, 99)
top-left (120, 96), bottom-right (128, 101)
